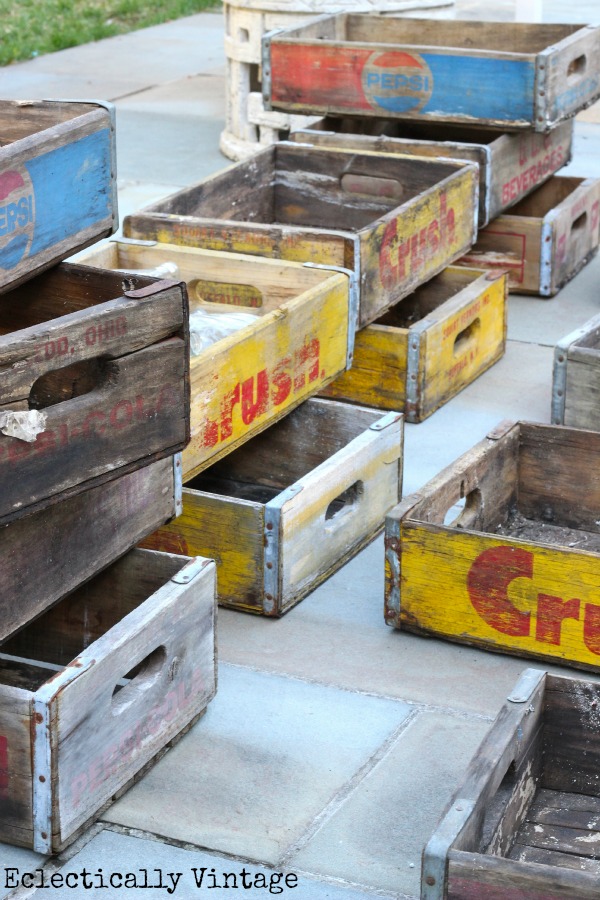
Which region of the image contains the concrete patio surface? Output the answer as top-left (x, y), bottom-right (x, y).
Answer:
top-left (1, 1), bottom-right (600, 897)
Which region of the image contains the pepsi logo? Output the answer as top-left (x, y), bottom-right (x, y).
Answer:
top-left (361, 50), bottom-right (433, 114)
top-left (0, 167), bottom-right (35, 271)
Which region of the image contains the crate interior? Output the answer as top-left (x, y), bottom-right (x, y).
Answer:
top-left (434, 423), bottom-right (600, 552)
top-left (506, 176), bottom-right (584, 219)
top-left (313, 116), bottom-right (503, 146)
top-left (500, 676), bottom-right (600, 872)
top-left (0, 263), bottom-right (156, 336)
top-left (333, 16), bottom-right (580, 54)
top-left (79, 241), bottom-right (332, 316)
top-left (186, 399), bottom-right (380, 504)
top-left (149, 144), bottom-right (464, 233)
top-left (0, 549), bottom-right (186, 690)
top-left (374, 267), bottom-right (478, 329)
top-left (0, 101), bottom-right (97, 146)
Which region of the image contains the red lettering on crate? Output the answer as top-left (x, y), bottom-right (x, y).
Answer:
top-left (0, 736), bottom-right (8, 798)
top-left (199, 338), bottom-right (321, 448)
top-left (502, 146), bottom-right (565, 205)
top-left (467, 546), bottom-right (600, 653)
top-left (0, 384), bottom-right (177, 463)
top-left (32, 316), bottom-right (128, 364)
top-left (69, 666), bottom-right (206, 808)
top-left (379, 192), bottom-right (456, 289)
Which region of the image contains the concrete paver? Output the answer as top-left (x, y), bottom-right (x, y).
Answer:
top-left (289, 711), bottom-right (491, 898)
top-left (102, 664), bottom-right (413, 864)
top-left (0, 847), bottom-right (46, 898)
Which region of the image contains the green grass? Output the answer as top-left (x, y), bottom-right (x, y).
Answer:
top-left (0, 0), bottom-right (220, 67)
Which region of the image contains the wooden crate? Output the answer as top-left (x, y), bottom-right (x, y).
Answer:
top-left (0, 100), bottom-right (117, 292)
top-left (320, 266), bottom-right (507, 422)
top-left (422, 668), bottom-right (600, 899)
top-left (0, 262), bottom-right (189, 524)
top-left (142, 398), bottom-right (403, 616)
top-left (0, 547), bottom-right (216, 853)
top-left (76, 238), bottom-right (354, 479)
top-left (122, 142), bottom-right (478, 329)
top-left (264, 15), bottom-right (600, 131)
top-left (552, 313), bottom-right (600, 429)
top-left (457, 175), bottom-right (600, 296)
top-left (0, 455), bottom-right (182, 643)
top-left (385, 420), bottom-right (600, 671)
top-left (292, 118), bottom-right (574, 227)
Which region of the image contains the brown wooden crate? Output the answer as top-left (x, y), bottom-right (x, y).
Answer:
top-left (457, 176), bottom-right (600, 296)
top-left (0, 100), bottom-right (117, 291)
top-left (122, 142), bottom-right (478, 329)
top-left (0, 548), bottom-right (216, 852)
top-left (0, 262), bottom-right (189, 524)
top-left (422, 669), bottom-right (600, 899)
top-left (552, 312), bottom-right (600, 429)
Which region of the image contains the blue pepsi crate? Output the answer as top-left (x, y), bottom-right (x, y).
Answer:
top-left (0, 99), bottom-right (117, 292)
top-left (264, 16), bottom-right (600, 132)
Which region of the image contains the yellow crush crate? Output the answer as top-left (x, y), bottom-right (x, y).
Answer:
top-left (122, 141), bottom-right (478, 328)
top-left (0, 548), bottom-right (216, 853)
top-left (386, 420), bottom-right (600, 672)
top-left (320, 267), bottom-right (507, 423)
top-left (77, 238), bottom-right (354, 480)
top-left (143, 398), bottom-right (403, 616)
top-left (457, 175), bottom-right (600, 296)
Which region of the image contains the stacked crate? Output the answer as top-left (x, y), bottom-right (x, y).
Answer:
top-left (0, 100), bottom-right (217, 854)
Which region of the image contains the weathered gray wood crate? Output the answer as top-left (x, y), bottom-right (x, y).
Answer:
top-left (0, 262), bottom-right (189, 524)
top-left (292, 118), bottom-right (573, 227)
top-left (552, 313), bottom-right (600, 429)
top-left (422, 668), bottom-right (600, 899)
top-left (0, 100), bottom-right (117, 291)
top-left (0, 548), bottom-right (216, 853)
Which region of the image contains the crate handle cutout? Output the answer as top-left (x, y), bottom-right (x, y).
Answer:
top-left (480, 759), bottom-right (518, 851)
top-left (28, 358), bottom-right (109, 410)
top-left (567, 54), bottom-right (587, 82)
top-left (188, 278), bottom-right (263, 309)
top-left (340, 173), bottom-right (403, 202)
top-left (442, 486), bottom-right (482, 529)
top-left (454, 318), bottom-right (481, 357)
top-left (111, 645), bottom-right (167, 715)
top-left (325, 480), bottom-right (364, 524)
top-left (571, 211), bottom-right (588, 234)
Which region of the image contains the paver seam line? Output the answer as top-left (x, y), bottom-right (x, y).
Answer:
top-left (222, 661), bottom-right (495, 722)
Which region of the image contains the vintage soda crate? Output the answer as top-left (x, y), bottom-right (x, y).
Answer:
top-left (0, 262), bottom-right (189, 524)
top-left (0, 99), bottom-right (117, 292)
top-left (320, 266), bottom-right (507, 423)
top-left (422, 668), bottom-right (600, 899)
top-left (385, 420), bottom-right (600, 671)
top-left (122, 142), bottom-right (478, 328)
top-left (552, 313), bottom-right (600, 430)
top-left (76, 238), bottom-right (354, 479)
top-left (142, 398), bottom-right (403, 616)
top-left (0, 547), bottom-right (216, 853)
top-left (264, 16), bottom-right (600, 132)
top-left (0, 455), bottom-right (182, 642)
top-left (457, 175), bottom-right (600, 296)
top-left (291, 118), bottom-right (573, 227)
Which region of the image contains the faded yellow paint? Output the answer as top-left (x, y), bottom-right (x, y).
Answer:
top-left (184, 276), bottom-right (349, 478)
top-left (398, 522), bottom-right (600, 670)
top-left (360, 166), bottom-right (478, 325)
top-left (322, 269), bottom-right (507, 421)
top-left (140, 489), bottom-right (265, 613)
top-left (419, 273), bottom-right (507, 418)
top-left (320, 325), bottom-right (408, 409)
